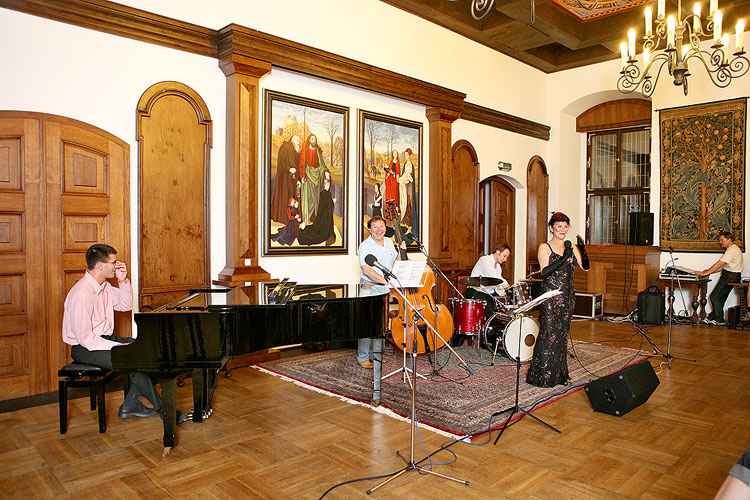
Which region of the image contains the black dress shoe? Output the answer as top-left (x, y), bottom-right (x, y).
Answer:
top-left (118, 401), bottom-right (159, 419)
top-left (159, 410), bottom-right (189, 425)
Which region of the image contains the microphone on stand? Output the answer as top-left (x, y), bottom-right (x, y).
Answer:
top-left (364, 254), bottom-right (395, 279)
top-left (668, 246), bottom-right (675, 253)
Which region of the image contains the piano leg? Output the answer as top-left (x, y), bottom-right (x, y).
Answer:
top-left (160, 377), bottom-right (177, 457)
top-left (191, 369), bottom-right (205, 423)
top-left (372, 337), bottom-right (382, 406)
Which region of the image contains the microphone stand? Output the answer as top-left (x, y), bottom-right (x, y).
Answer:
top-left (409, 235), bottom-right (466, 373)
top-left (367, 275), bottom-right (470, 494)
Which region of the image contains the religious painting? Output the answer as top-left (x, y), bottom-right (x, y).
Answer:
top-left (357, 110), bottom-right (422, 250)
top-left (660, 98), bottom-right (746, 252)
top-left (263, 90), bottom-right (349, 255)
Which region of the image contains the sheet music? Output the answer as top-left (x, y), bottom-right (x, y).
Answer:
top-left (513, 289), bottom-right (563, 314)
top-left (390, 260), bottom-right (427, 288)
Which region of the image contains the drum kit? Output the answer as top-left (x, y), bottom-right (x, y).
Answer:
top-left (452, 277), bottom-right (539, 363)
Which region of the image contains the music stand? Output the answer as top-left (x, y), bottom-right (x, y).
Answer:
top-left (493, 297), bottom-right (561, 446)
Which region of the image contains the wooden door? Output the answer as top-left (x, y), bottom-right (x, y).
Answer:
top-left (0, 116), bottom-right (47, 400)
top-left (0, 112), bottom-right (129, 399)
top-left (480, 176), bottom-right (516, 284)
top-left (449, 140), bottom-right (480, 270)
top-left (526, 156), bottom-right (548, 275)
top-left (137, 82), bottom-right (212, 310)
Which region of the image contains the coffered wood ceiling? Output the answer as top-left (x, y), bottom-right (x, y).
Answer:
top-left (380, 0), bottom-right (750, 72)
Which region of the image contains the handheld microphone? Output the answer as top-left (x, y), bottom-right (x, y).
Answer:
top-left (364, 254), bottom-right (394, 278)
top-left (564, 240), bottom-right (572, 249)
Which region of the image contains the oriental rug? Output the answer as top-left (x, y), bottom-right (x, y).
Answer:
top-left (256, 340), bottom-right (652, 437)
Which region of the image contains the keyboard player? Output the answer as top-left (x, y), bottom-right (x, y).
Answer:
top-left (695, 232), bottom-right (743, 325)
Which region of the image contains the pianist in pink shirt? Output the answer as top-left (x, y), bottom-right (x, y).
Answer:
top-left (62, 243), bottom-right (185, 422)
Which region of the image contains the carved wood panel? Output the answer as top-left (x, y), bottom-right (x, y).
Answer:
top-left (137, 82), bottom-right (211, 309)
top-left (0, 112), bottom-right (130, 399)
top-left (526, 156), bottom-right (548, 275)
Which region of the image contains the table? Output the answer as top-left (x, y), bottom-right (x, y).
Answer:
top-left (657, 275), bottom-right (709, 326)
top-left (729, 282), bottom-right (748, 330)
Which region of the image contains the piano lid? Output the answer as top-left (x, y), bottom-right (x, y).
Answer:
top-left (151, 282), bottom-right (388, 312)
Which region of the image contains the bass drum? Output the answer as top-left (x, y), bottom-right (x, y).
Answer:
top-left (482, 313), bottom-right (539, 362)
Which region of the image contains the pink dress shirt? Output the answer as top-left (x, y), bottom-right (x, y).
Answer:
top-left (61, 271), bottom-right (133, 351)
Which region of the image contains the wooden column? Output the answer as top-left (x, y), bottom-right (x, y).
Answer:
top-left (215, 53), bottom-right (273, 286)
top-left (426, 107), bottom-right (460, 263)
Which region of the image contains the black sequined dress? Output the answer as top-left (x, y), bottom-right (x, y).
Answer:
top-left (526, 243), bottom-right (575, 387)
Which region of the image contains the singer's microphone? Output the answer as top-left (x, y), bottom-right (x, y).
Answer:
top-left (564, 240), bottom-right (572, 249)
top-left (364, 254), bottom-right (394, 278)
top-left (668, 246), bottom-right (675, 253)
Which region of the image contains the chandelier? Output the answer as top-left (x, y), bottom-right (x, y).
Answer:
top-left (617, 0), bottom-right (748, 97)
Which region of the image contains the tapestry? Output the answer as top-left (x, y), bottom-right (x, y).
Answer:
top-left (660, 98), bottom-right (746, 252)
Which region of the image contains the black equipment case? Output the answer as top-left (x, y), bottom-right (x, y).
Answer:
top-left (637, 285), bottom-right (664, 325)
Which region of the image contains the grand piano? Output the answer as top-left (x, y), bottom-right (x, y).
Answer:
top-left (111, 282), bottom-right (388, 456)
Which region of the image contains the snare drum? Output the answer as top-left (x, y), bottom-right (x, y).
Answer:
top-left (507, 282), bottom-right (531, 307)
top-left (449, 298), bottom-right (486, 335)
top-left (482, 313), bottom-right (539, 362)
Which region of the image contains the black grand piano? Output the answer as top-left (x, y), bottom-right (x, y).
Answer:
top-left (112, 281), bottom-right (388, 456)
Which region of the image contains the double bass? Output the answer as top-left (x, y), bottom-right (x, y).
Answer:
top-left (383, 201), bottom-right (453, 354)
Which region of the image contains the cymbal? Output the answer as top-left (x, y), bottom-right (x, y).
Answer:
top-left (459, 276), bottom-right (504, 287)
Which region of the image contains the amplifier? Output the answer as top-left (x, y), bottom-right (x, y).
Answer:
top-left (574, 292), bottom-right (603, 319)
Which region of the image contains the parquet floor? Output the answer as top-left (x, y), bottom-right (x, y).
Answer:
top-left (1, 319), bottom-right (748, 499)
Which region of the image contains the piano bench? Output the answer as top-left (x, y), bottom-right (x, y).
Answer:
top-left (58, 363), bottom-right (123, 434)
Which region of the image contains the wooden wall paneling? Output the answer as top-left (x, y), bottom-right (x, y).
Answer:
top-left (572, 244), bottom-right (661, 314)
top-left (43, 116), bottom-right (130, 391)
top-left (576, 98), bottom-right (651, 132)
top-left (215, 54), bottom-right (272, 286)
top-left (426, 108), bottom-right (460, 260)
top-left (136, 82), bottom-right (212, 309)
top-left (0, 115), bottom-right (44, 399)
top-left (526, 156), bottom-right (548, 274)
top-left (450, 140), bottom-right (480, 270)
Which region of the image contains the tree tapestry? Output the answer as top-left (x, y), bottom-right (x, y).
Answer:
top-left (660, 98), bottom-right (746, 252)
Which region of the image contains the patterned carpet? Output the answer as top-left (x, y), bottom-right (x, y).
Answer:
top-left (257, 341), bottom-right (652, 437)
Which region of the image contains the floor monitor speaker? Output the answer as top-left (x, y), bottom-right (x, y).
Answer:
top-left (628, 212), bottom-right (654, 246)
top-left (584, 361), bottom-right (659, 417)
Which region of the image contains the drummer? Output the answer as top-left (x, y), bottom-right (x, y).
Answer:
top-left (451, 244), bottom-right (511, 347)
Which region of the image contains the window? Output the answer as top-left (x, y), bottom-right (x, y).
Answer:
top-left (586, 127), bottom-right (651, 245)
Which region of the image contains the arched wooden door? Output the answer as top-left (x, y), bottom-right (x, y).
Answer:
top-left (526, 156), bottom-right (548, 275)
top-left (0, 111), bottom-right (130, 400)
top-left (479, 176), bottom-right (516, 284)
top-left (448, 140), bottom-right (481, 271)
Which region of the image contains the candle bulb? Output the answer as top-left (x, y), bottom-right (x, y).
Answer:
top-left (710, 0), bottom-right (718, 16)
top-left (658, 0), bottom-right (665, 19)
top-left (714, 10), bottom-right (722, 44)
top-left (667, 16), bottom-right (676, 48)
top-left (621, 42), bottom-right (628, 69)
top-left (643, 48), bottom-right (651, 72)
top-left (722, 33), bottom-right (730, 62)
top-left (737, 19), bottom-right (745, 53)
top-left (645, 7), bottom-right (653, 36)
top-left (628, 29), bottom-right (636, 58)
top-left (693, 4), bottom-right (701, 32)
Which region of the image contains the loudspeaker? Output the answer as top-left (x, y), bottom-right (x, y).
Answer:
top-left (585, 361), bottom-right (659, 417)
top-left (637, 285), bottom-right (665, 325)
top-left (628, 212), bottom-right (654, 246)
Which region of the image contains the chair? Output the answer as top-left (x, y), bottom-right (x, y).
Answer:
top-left (58, 363), bottom-right (123, 434)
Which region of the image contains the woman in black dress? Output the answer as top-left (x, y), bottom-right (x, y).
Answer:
top-left (526, 212), bottom-right (589, 388)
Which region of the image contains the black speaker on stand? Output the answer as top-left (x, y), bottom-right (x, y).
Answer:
top-left (628, 212), bottom-right (654, 246)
